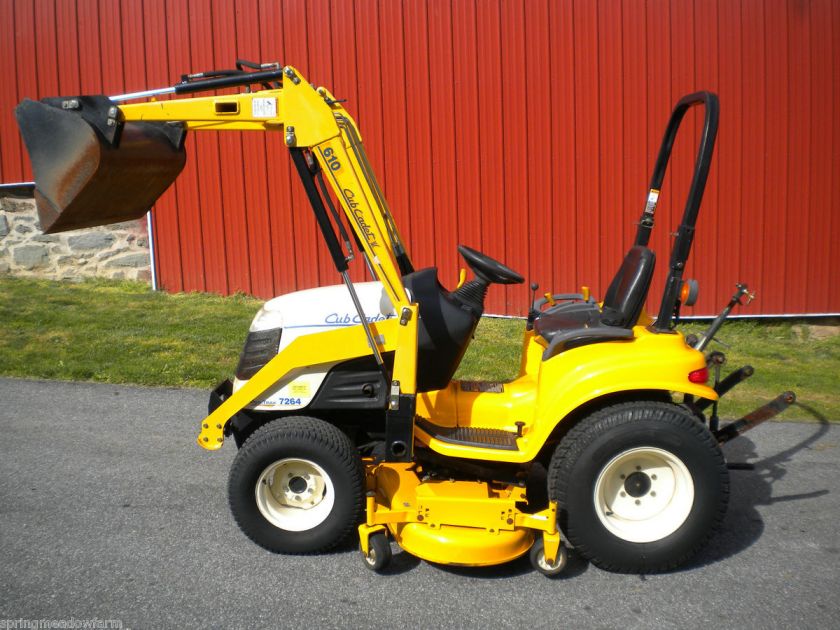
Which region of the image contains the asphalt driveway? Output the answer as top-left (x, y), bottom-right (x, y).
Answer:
top-left (1, 378), bottom-right (838, 629)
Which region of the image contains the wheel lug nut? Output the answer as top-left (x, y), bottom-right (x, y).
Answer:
top-left (635, 499), bottom-right (641, 505)
top-left (635, 466), bottom-right (641, 471)
top-left (651, 474), bottom-right (657, 480)
top-left (620, 474), bottom-right (626, 480)
top-left (620, 491), bottom-right (626, 497)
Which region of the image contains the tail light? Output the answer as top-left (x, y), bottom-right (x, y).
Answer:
top-left (688, 367), bottom-right (709, 383)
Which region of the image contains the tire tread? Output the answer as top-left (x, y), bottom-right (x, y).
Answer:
top-left (228, 416), bottom-right (365, 554)
top-left (548, 401), bottom-right (729, 573)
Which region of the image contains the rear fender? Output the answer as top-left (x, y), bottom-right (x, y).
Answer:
top-left (528, 328), bottom-right (716, 454)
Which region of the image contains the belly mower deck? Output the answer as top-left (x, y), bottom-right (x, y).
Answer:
top-left (358, 463), bottom-right (563, 569)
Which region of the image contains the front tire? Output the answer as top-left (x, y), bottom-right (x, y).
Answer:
top-left (228, 416), bottom-right (365, 553)
top-left (548, 401), bottom-right (728, 573)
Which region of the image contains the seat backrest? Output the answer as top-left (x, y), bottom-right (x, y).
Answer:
top-left (402, 267), bottom-right (482, 392)
top-left (600, 246), bottom-right (656, 328)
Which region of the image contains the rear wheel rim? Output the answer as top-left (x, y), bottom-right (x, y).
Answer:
top-left (255, 458), bottom-right (335, 532)
top-left (593, 447), bottom-right (694, 543)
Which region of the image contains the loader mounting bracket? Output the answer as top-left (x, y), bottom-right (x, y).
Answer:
top-left (41, 95), bottom-right (124, 146)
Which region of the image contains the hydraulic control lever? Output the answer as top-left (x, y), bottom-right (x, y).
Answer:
top-left (693, 283), bottom-right (754, 352)
top-left (526, 282), bottom-right (540, 329)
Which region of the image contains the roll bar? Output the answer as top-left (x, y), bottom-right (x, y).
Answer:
top-left (633, 91), bottom-right (720, 331)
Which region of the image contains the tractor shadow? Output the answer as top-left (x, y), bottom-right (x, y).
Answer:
top-left (683, 402), bottom-right (831, 571)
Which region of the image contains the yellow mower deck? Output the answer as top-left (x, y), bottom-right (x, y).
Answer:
top-left (358, 463), bottom-right (562, 567)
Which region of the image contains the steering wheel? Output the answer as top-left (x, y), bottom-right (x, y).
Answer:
top-left (458, 245), bottom-right (524, 285)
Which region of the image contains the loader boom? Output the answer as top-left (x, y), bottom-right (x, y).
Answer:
top-left (118, 68), bottom-right (411, 309)
top-left (18, 65), bottom-right (422, 450)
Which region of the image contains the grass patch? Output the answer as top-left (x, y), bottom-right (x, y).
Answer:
top-left (1, 277), bottom-right (837, 421)
top-left (0, 277), bottom-right (259, 388)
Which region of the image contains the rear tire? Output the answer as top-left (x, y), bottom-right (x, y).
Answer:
top-left (228, 416), bottom-right (365, 553)
top-left (547, 401), bottom-right (728, 573)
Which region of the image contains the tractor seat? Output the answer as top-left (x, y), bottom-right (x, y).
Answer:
top-left (533, 245), bottom-right (656, 360)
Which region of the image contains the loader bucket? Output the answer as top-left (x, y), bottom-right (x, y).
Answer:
top-left (15, 96), bottom-right (186, 234)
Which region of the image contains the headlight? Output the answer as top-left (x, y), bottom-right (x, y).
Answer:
top-left (250, 306), bottom-right (284, 332)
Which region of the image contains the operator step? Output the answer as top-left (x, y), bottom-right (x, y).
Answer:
top-left (417, 418), bottom-right (519, 451)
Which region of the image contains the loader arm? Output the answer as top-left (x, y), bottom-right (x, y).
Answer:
top-left (16, 65), bottom-right (419, 451)
top-left (117, 67), bottom-right (410, 309)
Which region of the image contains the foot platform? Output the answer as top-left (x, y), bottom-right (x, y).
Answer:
top-left (416, 418), bottom-right (519, 450)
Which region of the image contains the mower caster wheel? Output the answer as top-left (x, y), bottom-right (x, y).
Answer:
top-left (361, 532), bottom-right (391, 573)
top-left (529, 537), bottom-right (568, 577)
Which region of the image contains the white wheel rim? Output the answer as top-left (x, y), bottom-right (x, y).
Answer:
top-left (255, 458), bottom-right (335, 532)
top-left (365, 548), bottom-right (377, 566)
top-left (593, 447), bottom-right (694, 543)
top-left (537, 547), bottom-right (566, 572)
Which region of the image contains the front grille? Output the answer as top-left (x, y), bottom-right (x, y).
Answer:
top-left (235, 328), bottom-right (282, 380)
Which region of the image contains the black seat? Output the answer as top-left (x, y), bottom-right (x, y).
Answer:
top-left (533, 246), bottom-right (656, 359)
top-left (600, 246), bottom-right (657, 327)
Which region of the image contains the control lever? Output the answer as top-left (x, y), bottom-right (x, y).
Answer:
top-left (527, 282), bottom-right (539, 329)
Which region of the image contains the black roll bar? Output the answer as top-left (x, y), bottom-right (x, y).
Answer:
top-left (633, 91), bottom-right (720, 331)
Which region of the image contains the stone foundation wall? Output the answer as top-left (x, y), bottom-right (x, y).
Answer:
top-left (0, 197), bottom-right (151, 282)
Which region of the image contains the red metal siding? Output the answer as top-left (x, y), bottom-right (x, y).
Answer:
top-left (2, 0), bottom-right (839, 316)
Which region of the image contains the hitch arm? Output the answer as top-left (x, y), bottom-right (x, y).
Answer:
top-left (714, 391), bottom-right (797, 444)
top-left (695, 365), bottom-right (755, 411)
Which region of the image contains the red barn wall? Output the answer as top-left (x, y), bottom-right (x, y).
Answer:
top-left (2, 0), bottom-right (838, 316)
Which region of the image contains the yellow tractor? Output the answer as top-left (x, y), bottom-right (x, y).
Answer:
top-left (14, 61), bottom-right (794, 575)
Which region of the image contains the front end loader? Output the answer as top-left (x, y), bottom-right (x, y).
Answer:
top-left (12, 61), bottom-right (795, 575)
